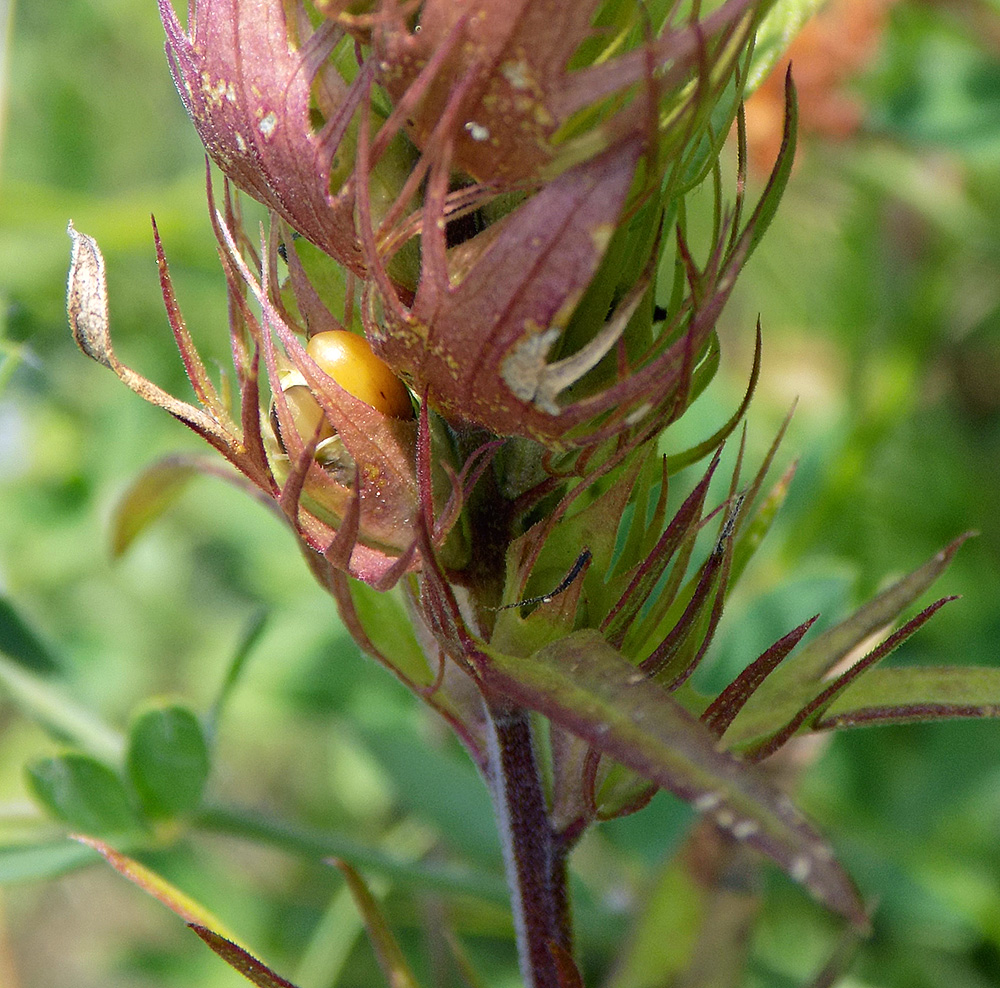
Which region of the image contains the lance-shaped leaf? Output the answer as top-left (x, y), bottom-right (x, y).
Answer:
top-left (159, 0), bottom-right (365, 271)
top-left (472, 630), bottom-right (867, 926)
top-left (73, 836), bottom-right (242, 941)
top-left (816, 666), bottom-right (1000, 730)
top-left (189, 927), bottom-right (301, 988)
top-left (76, 839), bottom-right (303, 987)
top-left (333, 860), bottom-right (423, 988)
top-left (729, 594), bottom-right (960, 760)
top-left (723, 535), bottom-right (973, 747)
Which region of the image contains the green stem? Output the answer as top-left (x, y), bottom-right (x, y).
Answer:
top-left (194, 802), bottom-right (509, 903)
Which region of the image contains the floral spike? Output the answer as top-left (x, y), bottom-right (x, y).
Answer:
top-left (67, 5), bottom-right (996, 984)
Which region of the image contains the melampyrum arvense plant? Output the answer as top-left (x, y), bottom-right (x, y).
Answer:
top-left (57, 2), bottom-right (997, 986)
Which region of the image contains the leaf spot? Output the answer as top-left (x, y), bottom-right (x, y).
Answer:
top-left (693, 791), bottom-right (722, 812)
top-left (790, 855), bottom-right (812, 883)
top-left (464, 121), bottom-right (490, 142)
top-left (259, 111), bottom-right (278, 140)
top-left (500, 327), bottom-right (561, 413)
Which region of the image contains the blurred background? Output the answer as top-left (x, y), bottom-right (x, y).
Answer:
top-left (3, 1), bottom-right (1000, 986)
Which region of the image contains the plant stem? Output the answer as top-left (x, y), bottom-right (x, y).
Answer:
top-left (484, 696), bottom-right (569, 988)
top-left (194, 803), bottom-right (510, 903)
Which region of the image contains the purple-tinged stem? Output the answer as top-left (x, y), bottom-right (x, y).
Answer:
top-left (484, 696), bottom-right (568, 988)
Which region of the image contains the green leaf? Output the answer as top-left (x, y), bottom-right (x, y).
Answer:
top-left (818, 666), bottom-right (1000, 730)
top-left (746, 0), bottom-right (827, 92)
top-left (728, 459), bottom-right (796, 590)
top-left (348, 582), bottom-right (432, 687)
top-left (476, 630), bottom-right (866, 927)
top-left (720, 539), bottom-right (971, 750)
top-left (26, 754), bottom-right (140, 834)
top-left (741, 67), bottom-right (798, 263)
top-left (663, 328), bottom-right (759, 476)
top-left (739, 597), bottom-right (957, 761)
top-left (0, 652), bottom-right (123, 762)
top-left (0, 840), bottom-right (97, 883)
top-left (126, 701), bottom-right (211, 818)
top-left (749, 535), bottom-right (971, 696)
top-left (111, 456), bottom-right (199, 557)
top-left (0, 596), bottom-right (61, 674)
top-left (210, 608), bottom-right (269, 729)
top-left (334, 859), bottom-right (423, 988)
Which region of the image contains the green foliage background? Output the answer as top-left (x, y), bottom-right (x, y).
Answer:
top-left (2, 2), bottom-right (1000, 986)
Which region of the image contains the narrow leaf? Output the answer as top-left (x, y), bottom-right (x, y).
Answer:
top-left (817, 666), bottom-right (1000, 731)
top-left (72, 835), bottom-right (243, 942)
top-left (476, 632), bottom-right (866, 926)
top-left (728, 457), bottom-right (797, 590)
top-left (189, 925), bottom-right (300, 988)
top-left (111, 457), bottom-right (199, 557)
top-left (740, 66), bottom-right (798, 263)
top-left (743, 597), bottom-right (957, 761)
top-left (663, 323), bottom-right (761, 475)
top-left (602, 450), bottom-right (722, 649)
top-left (333, 859), bottom-right (423, 988)
top-left (702, 615), bottom-right (818, 738)
top-left (0, 840), bottom-right (97, 884)
top-left (0, 597), bottom-right (61, 674)
top-left (753, 535), bottom-right (972, 693)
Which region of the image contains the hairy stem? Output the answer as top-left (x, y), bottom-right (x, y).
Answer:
top-left (484, 696), bottom-right (569, 988)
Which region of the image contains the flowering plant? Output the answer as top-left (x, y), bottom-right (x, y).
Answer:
top-left (43, 1), bottom-right (999, 985)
